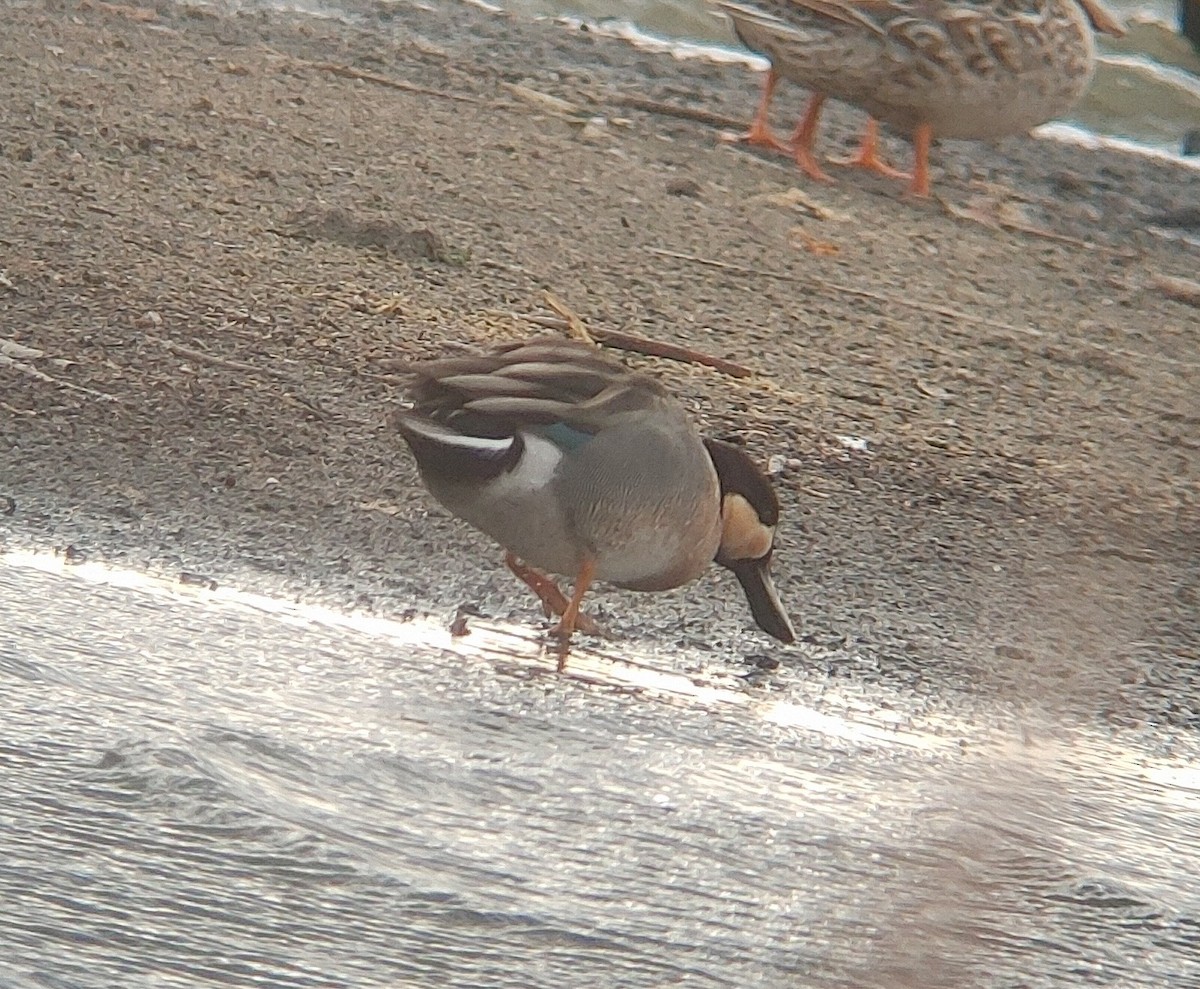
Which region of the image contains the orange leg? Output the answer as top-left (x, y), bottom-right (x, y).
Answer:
top-left (788, 93), bottom-right (834, 184)
top-left (906, 122), bottom-right (933, 198)
top-left (833, 118), bottom-right (910, 181)
top-left (505, 552), bottom-right (602, 636)
top-left (549, 558), bottom-right (596, 641)
top-left (737, 69), bottom-right (791, 154)
top-left (506, 552), bottom-right (569, 617)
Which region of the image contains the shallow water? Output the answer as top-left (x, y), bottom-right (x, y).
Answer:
top-left (3, 549), bottom-right (1199, 987)
top-left (501, 0), bottom-right (1200, 156)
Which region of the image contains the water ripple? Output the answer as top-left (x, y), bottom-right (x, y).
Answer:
top-left (1, 551), bottom-right (1198, 987)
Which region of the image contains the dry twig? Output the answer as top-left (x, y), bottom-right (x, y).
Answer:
top-left (542, 291), bottom-right (594, 344)
top-left (1150, 273), bottom-right (1200, 308)
top-left (940, 197), bottom-right (1128, 254)
top-left (524, 300), bottom-right (754, 378)
top-left (153, 337), bottom-right (299, 383)
top-left (0, 352), bottom-right (119, 403)
top-left (644, 246), bottom-right (1042, 339)
top-left (264, 48), bottom-right (482, 105)
top-left (647, 246), bottom-right (1200, 371)
top-left (593, 327), bottom-right (754, 378)
top-left (606, 95), bottom-right (747, 134)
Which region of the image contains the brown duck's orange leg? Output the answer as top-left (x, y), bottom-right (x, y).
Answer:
top-left (737, 69), bottom-right (791, 154)
top-left (789, 93), bottom-right (834, 184)
top-left (834, 118), bottom-right (910, 181)
top-left (549, 557), bottom-right (596, 641)
top-left (906, 122), bottom-right (934, 198)
top-left (505, 552), bottom-right (603, 636)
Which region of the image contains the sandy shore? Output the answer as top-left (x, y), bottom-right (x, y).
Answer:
top-left (1, 0), bottom-right (1197, 725)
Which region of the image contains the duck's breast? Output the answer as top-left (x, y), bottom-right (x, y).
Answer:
top-left (558, 421), bottom-right (723, 592)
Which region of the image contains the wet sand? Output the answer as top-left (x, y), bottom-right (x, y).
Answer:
top-left (1, 0), bottom-right (1197, 727)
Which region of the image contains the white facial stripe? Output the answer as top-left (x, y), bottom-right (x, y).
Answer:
top-left (720, 493), bottom-right (774, 561)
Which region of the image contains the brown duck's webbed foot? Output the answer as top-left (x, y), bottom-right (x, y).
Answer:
top-left (504, 553), bottom-right (603, 637)
top-left (905, 122), bottom-right (934, 198)
top-left (831, 118), bottom-right (910, 181)
top-left (789, 94), bottom-right (835, 184)
top-left (733, 69), bottom-right (793, 155)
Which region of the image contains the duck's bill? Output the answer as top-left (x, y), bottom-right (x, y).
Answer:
top-left (729, 555), bottom-right (796, 645)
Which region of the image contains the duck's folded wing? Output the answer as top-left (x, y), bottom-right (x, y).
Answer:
top-left (715, 0), bottom-right (806, 37)
top-left (403, 337), bottom-right (672, 436)
top-left (716, 0), bottom-right (887, 35)
top-left (391, 412), bottom-right (523, 483)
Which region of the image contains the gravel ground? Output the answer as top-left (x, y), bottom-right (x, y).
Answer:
top-left (1, 0), bottom-right (1197, 727)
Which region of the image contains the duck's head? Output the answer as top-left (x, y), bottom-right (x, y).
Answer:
top-left (704, 438), bottom-right (797, 645)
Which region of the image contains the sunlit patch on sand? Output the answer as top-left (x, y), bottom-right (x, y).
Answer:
top-left (6, 546), bottom-right (1200, 801)
top-left (4, 546), bottom-right (949, 751)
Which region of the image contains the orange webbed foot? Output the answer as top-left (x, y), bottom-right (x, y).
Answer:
top-left (903, 122), bottom-right (934, 198)
top-left (831, 119), bottom-right (910, 182)
top-left (793, 144), bottom-right (835, 184)
top-left (547, 558), bottom-right (596, 642)
top-left (505, 553), bottom-right (603, 637)
top-left (734, 117), bottom-right (793, 156)
top-left (789, 93), bottom-right (834, 184)
top-left (724, 68), bottom-right (792, 157)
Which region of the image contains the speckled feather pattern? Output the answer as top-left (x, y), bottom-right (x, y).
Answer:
top-left (717, 0), bottom-right (1116, 137)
